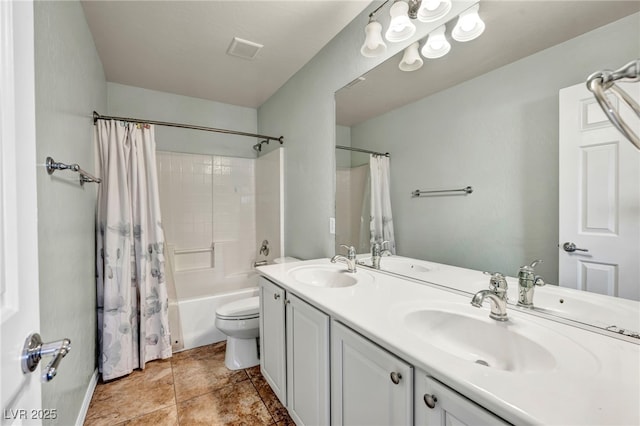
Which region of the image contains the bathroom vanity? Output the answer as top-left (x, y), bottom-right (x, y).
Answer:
top-left (257, 258), bottom-right (639, 426)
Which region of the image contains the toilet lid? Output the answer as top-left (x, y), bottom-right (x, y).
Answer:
top-left (216, 296), bottom-right (259, 319)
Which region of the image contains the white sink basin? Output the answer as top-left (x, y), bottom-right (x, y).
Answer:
top-left (403, 308), bottom-right (560, 372)
top-left (288, 264), bottom-right (372, 288)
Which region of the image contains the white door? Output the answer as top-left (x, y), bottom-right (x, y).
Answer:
top-left (1, 0), bottom-right (43, 422)
top-left (559, 82), bottom-right (640, 300)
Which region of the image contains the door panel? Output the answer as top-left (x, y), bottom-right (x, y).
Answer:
top-left (331, 320), bottom-right (413, 426)
top-left (286, 294), bottom-right (329, 426)
top-left (258, 277), bottom-right (286, 405)
top-left (559, 82), bottom-right (640, 300)
top-left (1, 0), bottom-right (43, 420)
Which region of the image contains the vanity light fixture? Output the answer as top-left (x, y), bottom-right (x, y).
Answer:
top-left (420, 25), bottom-right (450, 58)
top-left (416, 0), bottom-right (452, 23)
top-left (399, 42), bottom-right (423, 72)
top-left (385, 0), bottom-right (417, 43)
top-left (451, 3), bottom-right (485, 42)
top-left (361, 18), bottom-right (387, 57)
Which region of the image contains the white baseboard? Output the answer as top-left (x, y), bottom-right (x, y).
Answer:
top-left (75, 369), bottom-right (99, 426)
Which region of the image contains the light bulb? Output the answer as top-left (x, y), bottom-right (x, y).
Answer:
top-left (424, 1), bottom-right (440, 11)
top-left (421, 25), bottom-right (450, 59)
top-left (452, 3), bottom-right (485, 42)
top-left (360, 20), bottom-right (387, 57)
top-left (385, 1), bottom-right (416, 42)
top-left (399, 42), bottom-right (423, 72)
top-left (416, 0), bottom-right (451, 23)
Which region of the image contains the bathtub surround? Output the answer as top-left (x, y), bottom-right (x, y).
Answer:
top-left (335, 163), bottom-right (369, 254)
top-left (34, 1), bottom-right (107, 424)
top-left (255, 148), bottom-right (285, 265)
top-left (157, 150), bottom-right (284, 350)
top-left (95, 121), bottom-right (171, 381)
top-left (157, 152), bottom-right (256, 279)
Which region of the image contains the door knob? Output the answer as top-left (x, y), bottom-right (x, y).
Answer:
top-left (562, 242), bottom-right (589, 253)
top-left (22, 333), bottom-right (71, 382)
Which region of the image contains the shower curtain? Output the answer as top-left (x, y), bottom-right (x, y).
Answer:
top-left (369, 154), bottom-right (396, 254)
top-left (95, 120), bottom-right (172, 381)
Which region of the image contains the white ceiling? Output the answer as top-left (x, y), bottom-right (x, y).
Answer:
top-left (81, 1), bottom-right (639, 117)
top-left (81, 0), bottom-right (371, 109)
top-left (337, 1), bottom-right (640, 126)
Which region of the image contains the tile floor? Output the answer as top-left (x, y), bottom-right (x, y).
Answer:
top-left (84, 342), bottom-right (294, 426)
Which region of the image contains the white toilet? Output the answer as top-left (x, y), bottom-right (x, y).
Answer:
top-left (215, 296), bottom-right (260, 370)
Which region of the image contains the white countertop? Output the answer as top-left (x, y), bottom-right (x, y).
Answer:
top-left (257, 258), bottom-right (640, 425)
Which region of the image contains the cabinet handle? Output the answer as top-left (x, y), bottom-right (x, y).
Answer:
top-left (274, 293), bottom-right (280, 300)
top-left (285, 299), bottom-right (290, 305)
top-left (423, 393), bottom-right (438, 409)
top-left (390, 372), bottom-right (402, 384)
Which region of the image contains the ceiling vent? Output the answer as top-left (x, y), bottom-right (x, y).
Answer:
top-left (226, 37), bottom-right (263, 60)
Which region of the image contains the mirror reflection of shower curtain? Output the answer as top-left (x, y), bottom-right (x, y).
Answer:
top-left (358, 171), bottom-right (371, 253)
top-left (369, 155), bottom-right (396, 253)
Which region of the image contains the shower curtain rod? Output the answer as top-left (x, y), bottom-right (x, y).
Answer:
top-left (92, 111), bottom-right (284, 144)
top-left (336, 145), bottom-right (389, 157)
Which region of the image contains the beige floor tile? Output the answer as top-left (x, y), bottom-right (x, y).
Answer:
top-left (120, 405), bottom-right (178, 426)
top-left (84, 359), bottom-right (175, 426)
top-left (85, 343), bottom-right (293, 426)
top-left (247, 369), bottom-right (291, 424)
top-left (177, 380), bottom-right (274, 425)
top-left (171, 342), bottom-right (249, 403)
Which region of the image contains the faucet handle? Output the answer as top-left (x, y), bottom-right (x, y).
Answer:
top-left (483, 271), bottom-right (508, 293)
top-left (520, 259), bottom-right (543, 274)
top-left (339, 244), bottom-right (357, 260)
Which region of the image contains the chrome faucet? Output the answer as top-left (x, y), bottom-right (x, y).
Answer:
top-left (517, 260), bottom-right (545, 308)
top-left (471, 272), bottom-right (509, 321)
top-left (331, 244), bottom-right (357, 273)
top-left (371, 240), bottom-right (392, 269)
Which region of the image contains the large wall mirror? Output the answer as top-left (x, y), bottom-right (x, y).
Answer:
top-left (335, 1), bottom-right (640, 333)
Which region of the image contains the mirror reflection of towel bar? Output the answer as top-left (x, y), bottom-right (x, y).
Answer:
top-left (412, 186), bottom-right (473, 197)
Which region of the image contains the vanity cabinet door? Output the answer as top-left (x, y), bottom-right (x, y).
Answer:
top-left (415, 371), bottom-right (510, 426)
top-left (331, 320), bottom-right (413, 426)
top-left (286, 293), bottom-right (330, 426)
top-left (259, 277), bottom-right (287, 405)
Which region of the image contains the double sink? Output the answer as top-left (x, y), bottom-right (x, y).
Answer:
top-left (286, 261), bottom-right (598, 374)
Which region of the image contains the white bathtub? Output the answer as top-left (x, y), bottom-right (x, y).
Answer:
top-left (171, 271), bottom-right (259, 351)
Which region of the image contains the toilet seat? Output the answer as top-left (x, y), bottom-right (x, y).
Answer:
top-left (216, 296), bottom-right (259, 320)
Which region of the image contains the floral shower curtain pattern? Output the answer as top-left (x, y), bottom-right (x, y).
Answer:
top-left (370, 154), bottom-right (396, 254)
top-left (95, 120), bottom-right (172, 381)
